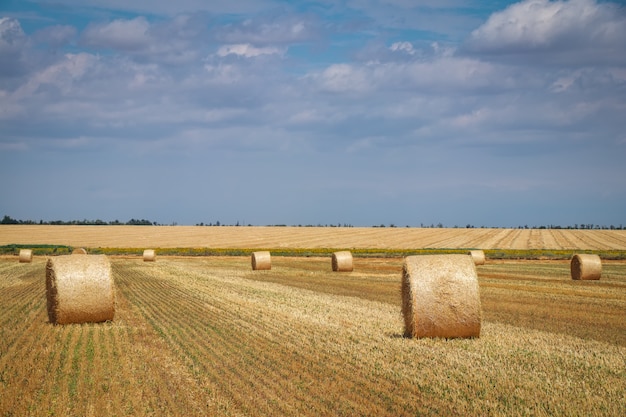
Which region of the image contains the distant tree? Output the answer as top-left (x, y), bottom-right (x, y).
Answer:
top-left (1, 215), bottom-right (19, 224)
top-left (126, 218), bottom-right (154, 225)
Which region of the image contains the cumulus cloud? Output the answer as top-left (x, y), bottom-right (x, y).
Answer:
top-left (15, 53), bottom-right (98, 96)
top-left (79, 15), bottom-right (211, 65)
top-left (0, 17), bottom-right (25, 48)
top-left (310, 55), bottom-right (511, 96)
top-left (82, 17), bottom-right (151, 50)
top-left (464, 0), bottom-right (626, 65)
top-left (0, 17), bottom-right (28, 76)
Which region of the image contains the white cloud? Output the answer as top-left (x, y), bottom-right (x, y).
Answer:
top-left (389, 41), bottom-right (415, 55)
top-left (464, 0), bottom-right (626, 65)
top-left (82, 17), bottom-right (151, 50)
top-left (13, 53), bottom-right (99, 99)
top-left (0, 17), bottom-right (28, 76)
top-left (216, 43), bottom-right (284, 58)
top-left (0, 17), bottom-right (26, 48)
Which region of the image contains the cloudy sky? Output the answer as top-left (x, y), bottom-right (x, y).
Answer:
top-left (1, 0), bottom-right (625, 227)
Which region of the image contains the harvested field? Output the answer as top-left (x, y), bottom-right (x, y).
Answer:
top-left (1, 225), bottom-right (626, 250)
top-left (1, 256), bottom-right (625, 416)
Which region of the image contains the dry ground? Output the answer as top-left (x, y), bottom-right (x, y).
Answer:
top-left (1, 256), bottom-right (624, 416)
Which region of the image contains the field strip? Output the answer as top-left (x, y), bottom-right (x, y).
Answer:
top-left (0, 262), bottom-right (45, 353)
top-left (2, 225), bottom-right (626, 250)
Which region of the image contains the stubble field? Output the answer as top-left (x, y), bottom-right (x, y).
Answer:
top-left (1, 226), bottom-right (625, 416)
top-left (2, 225), bottom-right (626, 250)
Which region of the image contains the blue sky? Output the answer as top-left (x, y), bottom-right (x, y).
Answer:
top-left (1, 0), bottom-right (625, 227)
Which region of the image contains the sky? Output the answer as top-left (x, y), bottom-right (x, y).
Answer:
top-left (1, 0), bottom-right (625, 227)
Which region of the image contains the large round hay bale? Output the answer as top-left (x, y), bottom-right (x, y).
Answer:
top-left (143, 249), bottom-right (156, 262)
top-left (46, 255), bottom-right (115, 324)
top-left (402, 254), bottom-right (482, 339)
top-left (19, 249), bottom-right (33, 263)
top-left (72, 247), bottom-right (87, 255)
top-left (467, 250), bottom-right (486, 265)
top-left (332, 251), bottom-right (353, 272)
top-left (251, 251), bottom-right (271, 270)
top-left (570, 254), bottom-right (601, 280)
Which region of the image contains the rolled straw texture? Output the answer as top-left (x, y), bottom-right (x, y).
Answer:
top-left (19, 249), bottom-right (33, 263)
top-left (402, 254), bottom-right (482, 339)
top-left (72, 247), bottom-right (87, 255)
top-left (251, 251), bottom-right (271, 270)
top-left (467, 250), bottom-right (486, 265)
top-left (143, 249), bottom-right (156, 262)
top-left (46, 255), bottom-right (115, 324)
top-left (570, 254), bottom-right (601, 280)
top-left (332, 251), bottom-right (353, 272)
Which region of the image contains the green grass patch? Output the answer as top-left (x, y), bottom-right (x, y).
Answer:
top-left (0, 244), bottom-right (72, 256)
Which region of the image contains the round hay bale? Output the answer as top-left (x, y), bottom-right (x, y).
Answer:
top-left (467, 250), bottom-right (486, 265)
top-left (570, 254), bottom-right (601, 280)
top-left (72, 247), bottom-right (87, 255)
top-left (401, 254), bottom-right (482, 339)
top-left (143, 249), bottom-right (156, 262)
top-left (251, 251), bottom-right (271, 270)
top-left (46, 255), bottom-right (115, 324)
top-left (332, 251), bottom-right (353, 272)
top-left (19, 249), bottom-right (33, 263)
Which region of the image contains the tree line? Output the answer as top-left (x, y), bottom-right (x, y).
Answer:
top-left (1, 215), bottom-right (155, 226)
top-left (2, 215), bottom-right (623, 230)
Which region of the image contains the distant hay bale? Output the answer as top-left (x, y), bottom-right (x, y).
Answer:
top-left (467, 250), bottom-right (486, 265)
top-left (570, 254), bottom-right (601, 280)
top-left (401, 254), bottom-right (482, 339)
top-left (46, 255), bottom-right (115, 324)
top-left (143, 249), bottom-right (156, 262)
top-left (332, 251), bottom-right (353, 272)
top-left (19, 249), bottom-right (33, 263)
top-left (251, 251), bottom-right (271, 270)
top-left (72, 248), bottom-right (87, 255)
